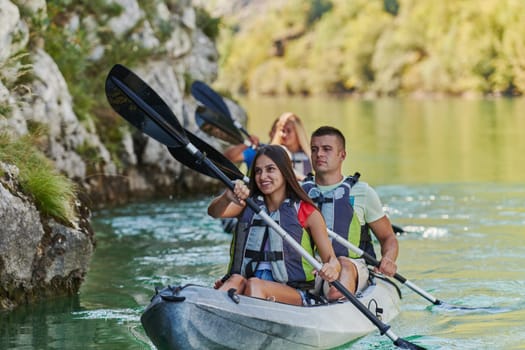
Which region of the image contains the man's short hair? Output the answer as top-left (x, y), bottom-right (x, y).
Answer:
top-left (311, 126), bottom-right (346, 149)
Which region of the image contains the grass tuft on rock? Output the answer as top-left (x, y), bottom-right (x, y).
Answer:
top-left (0, 132), bottom-right (77, 223)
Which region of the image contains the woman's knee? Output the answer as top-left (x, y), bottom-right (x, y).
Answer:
top-left (219, 273), bottom-right (246, 292)
top-left (230, 274), bottom-right (247, 288)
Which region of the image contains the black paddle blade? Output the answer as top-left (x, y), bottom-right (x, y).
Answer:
top-left (392, 224), bottom-right (405, 234)
top-left (394, 338), bottom-right (427, 350)
top-left (105, 64), bottom-right (188, 148)
top-left (191, 80), bottom-right (231, 119)
top-left (168, 129), bottom-right (245, 182)
top-left (436, 300), bottom-right (508, 313)
top-left (195, 105), bottom-right (245, 145)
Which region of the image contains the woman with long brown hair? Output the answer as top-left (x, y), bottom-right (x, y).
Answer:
top-left (208, 145), bottom-right (340, 305)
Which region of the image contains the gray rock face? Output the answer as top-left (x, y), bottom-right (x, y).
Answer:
top-left (0, 163), bottom-right (94, 310)
top-left (0, 176), bottom-right (43, 283)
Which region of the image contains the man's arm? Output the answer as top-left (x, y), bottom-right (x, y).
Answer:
top-left (368, 215), bottom-right (398, 277)
top-left (363, 184), bottom-right (399, 277)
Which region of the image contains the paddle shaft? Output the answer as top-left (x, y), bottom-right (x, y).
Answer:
top-left (328, 230), bottom-right (442, 305)
top-left (259, 215), bottom-right (395, 334)
top-left (232, 119), bottom-right (251, 140)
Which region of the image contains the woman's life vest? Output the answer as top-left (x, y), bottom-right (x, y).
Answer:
top-left (301, 173), bottom-right (376, 259)
top-left (228, 197), bottom-right (316, 289)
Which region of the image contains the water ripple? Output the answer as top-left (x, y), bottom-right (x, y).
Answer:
top-left (72, 308), bottom-right (141, 322)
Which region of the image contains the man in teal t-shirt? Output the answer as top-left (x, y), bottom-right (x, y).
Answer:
top-left (307, 126), bottom-right (399, 299)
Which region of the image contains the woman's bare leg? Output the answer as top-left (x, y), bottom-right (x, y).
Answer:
top-left (244, 277), bottom-right (303, 305)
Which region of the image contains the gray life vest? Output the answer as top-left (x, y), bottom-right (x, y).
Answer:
top-left (302, 173), bottom-right (376, 259)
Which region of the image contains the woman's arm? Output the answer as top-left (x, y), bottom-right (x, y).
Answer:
top-left (305, 210), bottom-right (340, 282)
top-left (207, 180), bottom-right (249, 218)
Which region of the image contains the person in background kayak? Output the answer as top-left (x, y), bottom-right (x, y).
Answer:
top-left (302, 126), bottom-right (399, 300)
top-left (270, 112), bottom-right (312, 180)
top-left (223, 118), bottom-right (278, 169)
top-left (208, 145), bottom-right (340, 306)
top-left (224, 112), bottom-right (311, 180)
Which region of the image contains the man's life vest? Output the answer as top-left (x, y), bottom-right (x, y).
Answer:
top-left (302, 173), bottom-right (376, 259)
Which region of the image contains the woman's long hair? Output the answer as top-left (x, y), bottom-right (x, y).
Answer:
top-left (248, 145), bottom-right (317, 209)
top-left (270, 112), bottom-right (311, 159)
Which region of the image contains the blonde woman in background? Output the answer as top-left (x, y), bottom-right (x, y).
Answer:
top-left (271, 112), bottom-right (312, 180)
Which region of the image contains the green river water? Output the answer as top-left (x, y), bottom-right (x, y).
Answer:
top-left (1, 97), bottom-right (524, 349)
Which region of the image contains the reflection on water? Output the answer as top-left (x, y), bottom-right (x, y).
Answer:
top-left (0, 294), bottom-right (146, 350)
top-left (2, 97), bottom-right (525, 349)
top-left (241, 97), bottom-right (525, 184)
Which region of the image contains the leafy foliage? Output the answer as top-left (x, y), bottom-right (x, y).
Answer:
top-left (195, 6), bottom-right (221, 41)
top-left (0, 102), bottom-right (11, 118)
top-left (0, 51), bottom-right (34, 98)
top-left (216, 0), bottom-right (525, 96)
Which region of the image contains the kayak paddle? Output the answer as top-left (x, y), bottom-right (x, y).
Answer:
top-left (195, 105), bottom-right (249, 146)
top-left (105, 67), bottom-right (244, 182)
top-left (175, 128), bottom-right (250, 183)
top-left (191, 80), bottom-right (232, 120)
top-left (191, 80), bottom-right (252, 141)
top-left (105, 64), bottom-right (426, 350)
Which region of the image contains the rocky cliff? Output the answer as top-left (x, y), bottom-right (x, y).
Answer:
top-left (1, 0), bottom-right (245, 206)
top-left (0, 0), bottom-right (245, 309)
top-left (0, 161), bottom-right (94, 309)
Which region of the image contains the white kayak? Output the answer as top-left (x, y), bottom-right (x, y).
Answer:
top-left (141, 274), bottom-right (402, 349)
